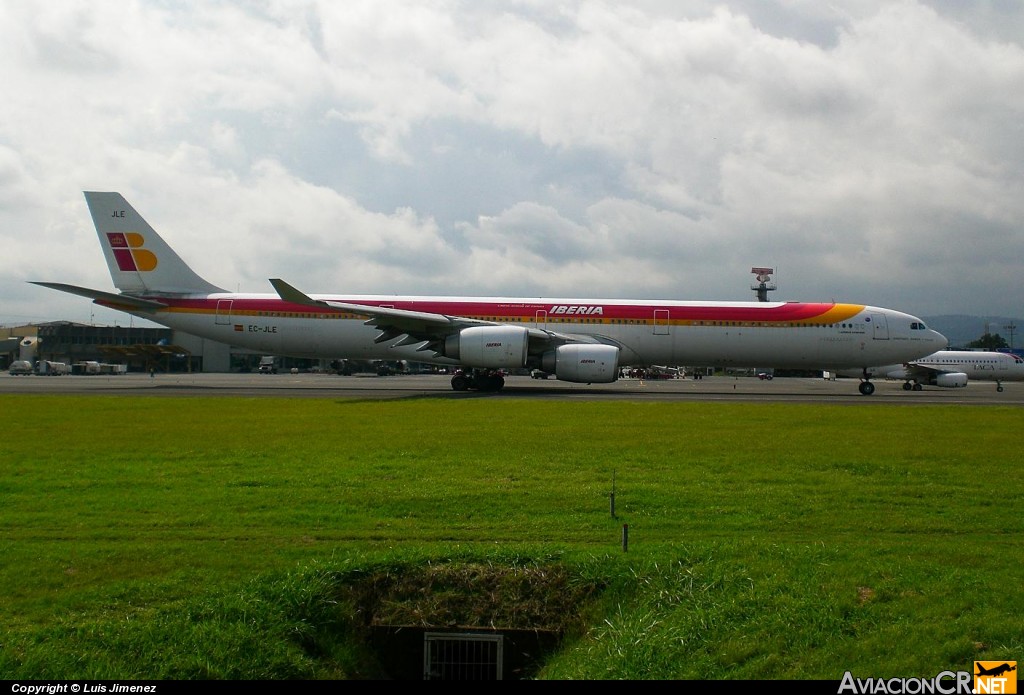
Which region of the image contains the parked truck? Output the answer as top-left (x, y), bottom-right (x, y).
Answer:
top-left (258, 356), bottom-right (278, 374)
top-left (8, 360), bottom-right (33, 375)
top-left (35, 360), bottom-right (70, 376)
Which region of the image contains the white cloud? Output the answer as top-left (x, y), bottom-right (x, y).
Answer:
top-left (2, 0), bottom-right (1023, 329)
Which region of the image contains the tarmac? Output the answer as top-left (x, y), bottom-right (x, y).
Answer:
top-left (2, 371), bottom-right (1022, 405)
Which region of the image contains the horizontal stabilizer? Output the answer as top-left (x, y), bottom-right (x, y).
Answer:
top-left (30, 282), bottom-right (168, 312)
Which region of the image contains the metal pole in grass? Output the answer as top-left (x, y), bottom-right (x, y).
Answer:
top-left (622, 523), bottom-right (629, 553)
top-left (610, 470), bottom-right (616, 518)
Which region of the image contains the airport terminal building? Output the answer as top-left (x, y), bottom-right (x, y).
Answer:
top-left (1, 321), bottom-right (414, 376)
top-left (1, 321), bottom-right (239, 374)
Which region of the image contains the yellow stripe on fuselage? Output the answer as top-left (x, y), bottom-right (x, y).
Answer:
top-left (804, 304), bottom-right (865, 324)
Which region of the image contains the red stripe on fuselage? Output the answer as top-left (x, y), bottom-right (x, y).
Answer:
top-left (146, 297), bottom-right (859, 323)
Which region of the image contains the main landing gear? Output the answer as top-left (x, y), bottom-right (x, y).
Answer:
top-left (450, 368), bottom-right (506, 392)
top-left (858, 369), bottom-right (876, 396)
top-left (902, 381), bottom-right (924, 391)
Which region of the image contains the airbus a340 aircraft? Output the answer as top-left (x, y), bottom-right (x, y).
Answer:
top-left (837, 350), bottom-right (1024, 392)
top-left (34, 192), bottom-right (947, 394)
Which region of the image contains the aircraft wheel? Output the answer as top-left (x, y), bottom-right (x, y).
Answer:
top-left (913, 383), bottom-right (923, 391)
top-left (902, 382), bottom-right (913, 391)
top-left (859, 381), bottom-right (875, 396)
top-left (997, 385), bottom-right (1004, 392)
top-left (451, 374), bottom-right (470, 391)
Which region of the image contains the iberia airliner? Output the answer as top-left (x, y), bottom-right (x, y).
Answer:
top-left (34, 192), bottom-right (947, 394)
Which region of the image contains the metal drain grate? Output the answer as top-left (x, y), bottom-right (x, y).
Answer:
top-left (423, 632), bottom-right (504, 680)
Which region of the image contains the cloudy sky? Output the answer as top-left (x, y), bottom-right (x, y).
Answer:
top-left (2, 0), bottom-right (1023, 328)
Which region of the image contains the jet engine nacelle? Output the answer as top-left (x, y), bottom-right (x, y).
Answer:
top-left (935, 372), bottom-right (968, 388)
top-left (541, 344), bottom-right (620, 383)
top-left (444, 325), bottom-right (529, 368)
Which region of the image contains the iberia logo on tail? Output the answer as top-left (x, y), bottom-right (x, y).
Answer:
top-left (107, 232), bottom-right (157, 272)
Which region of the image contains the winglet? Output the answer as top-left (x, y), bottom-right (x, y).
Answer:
top-left (269, 278), bottom-right (332, 309)
top-left (269, 279), bottom-right (468, 330)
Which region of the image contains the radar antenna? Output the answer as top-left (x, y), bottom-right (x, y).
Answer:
top-left (751, 267), bottom-right (777, 302)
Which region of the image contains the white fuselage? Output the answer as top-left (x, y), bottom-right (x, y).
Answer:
top-left (118, 293), bottom-right (947, 371)
top-left (845, 350), bottom-right (1024, 383)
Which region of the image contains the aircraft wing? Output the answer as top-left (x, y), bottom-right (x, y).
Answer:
top-left (901, 362), bottom-right (952, 379)
top-left (29, 282), bottom-right (168, 312)
top-left (269, 278), bottom-right (603, 351)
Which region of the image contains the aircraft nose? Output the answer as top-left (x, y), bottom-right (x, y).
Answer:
top-left (932, 329), bottom-right (949, 349)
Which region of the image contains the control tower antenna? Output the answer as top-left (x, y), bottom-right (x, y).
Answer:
top-left (751, 267), bottom-right (777, 302)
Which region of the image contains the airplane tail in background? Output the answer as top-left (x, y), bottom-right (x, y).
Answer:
top-left (84, 191), bottom-right (225, 295)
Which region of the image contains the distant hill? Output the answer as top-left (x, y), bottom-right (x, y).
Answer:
top-left (922, 315), bottom-right (1022, 349)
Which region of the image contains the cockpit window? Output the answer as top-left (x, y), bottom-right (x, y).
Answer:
top-left (910, 322), bottom-right (928, 330)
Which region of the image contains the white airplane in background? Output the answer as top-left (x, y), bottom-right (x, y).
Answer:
top-left (837, 350), bottom-right (1024, 392)
top-left (33, 192), bottom-right (947, 395)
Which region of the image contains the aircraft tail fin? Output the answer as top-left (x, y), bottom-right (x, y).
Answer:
top-left (84, 191), bottom-right (225, 295)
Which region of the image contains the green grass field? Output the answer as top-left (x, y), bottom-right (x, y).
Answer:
top-left (1, 394), bottom-right (1021, 679)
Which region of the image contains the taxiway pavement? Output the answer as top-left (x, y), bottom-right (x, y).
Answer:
top-left (2, 372), bottom-right (1021, 406)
